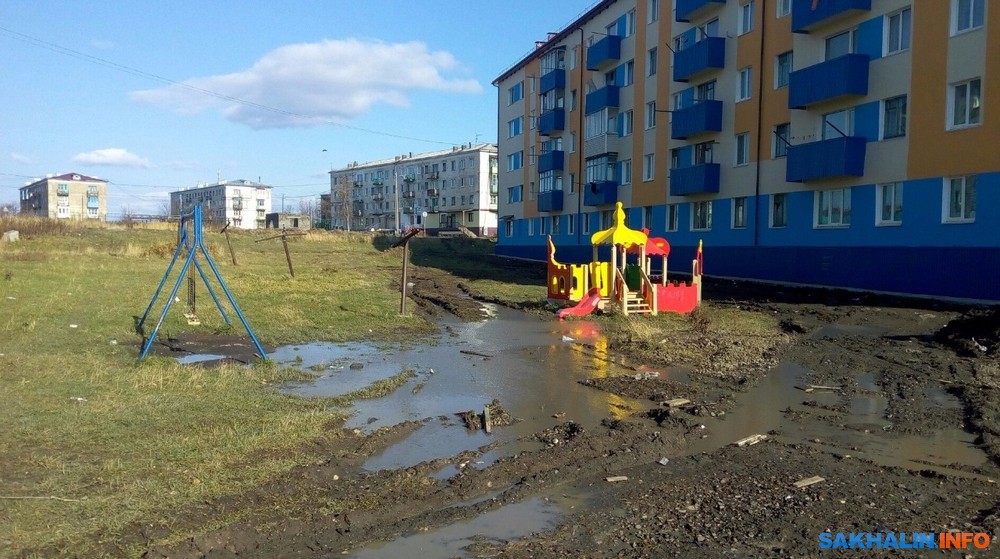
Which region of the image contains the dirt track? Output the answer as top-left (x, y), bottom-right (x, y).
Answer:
top-left (126, 271), bottom-right (1000, 559)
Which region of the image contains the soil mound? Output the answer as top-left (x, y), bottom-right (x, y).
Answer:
top-left (934, 308), bottom-right (1000, 357)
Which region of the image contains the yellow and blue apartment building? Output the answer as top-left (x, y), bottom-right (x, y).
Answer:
top-left (494, 0), bottom-right (999, 300)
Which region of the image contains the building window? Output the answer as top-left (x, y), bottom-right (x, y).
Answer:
top-left (697, 80), bottom-right (716, 101)
top-left (771, 193), bottom-right (787, 227)
top-left (733, 197), bottom-right (747, 228)
top-left (735, 133), bottom-right (749, 166)
top-left (773, 123), bottom-right (790, 158)
top-left (507, 151), bottom-right (523, 171)
top-left (877, 182), bottom-right (903, 225)
top-left (692, 201), bottom-right (712, 231)
top-left (944, 175), bottom-right (976, 222)
top-left (552, 215), bottom-right (561, 235)
top-left (648, 48), bottom-right (657, 76)
top-left (585, 155), bottom-right (616, 184)
top-left (952, 0), bottom-right (985, 34)
top-left (694, 141), bottom-right (714, 164)
top-left (507, 185), bottom-right (523, 203)
top-left (621, 159), bottom-right (633, 185)
top-left (643, 206), bottom-right (653, 229)
top-left (826, 29), bottom-right (857, 60)
top-left (569, 132), bottom-right (577, 153)
top-left (739, 1), bottom-right (754, 35)
top-left (585, 108), bottom-right (611, 139)
top-left (645, 101), bottom-right (657, 129)
top-left (583, 213), bottom-right (591, 234)
top-left (505, 220), bottom-right (513, 237)
top-left (886, 8), bottom-right (912, 54)
top-left (883, 95), bottom-right (907, 139)
top-left (627, 9), bottom-right (637, 36)
top-left (601, 209), bottom-right (613, 229)
top-left (528, 218), bottom-right (534, 236)
top-left (540, 216), bottom-right (548, 235)
top-left (777, 0), bottom-right (791, 18)
top-left (737, 68), bottom-right (752, 102)
top-left (649, 0), bottom-right (659, 23)
top-left (823, 109), bottom-right (854, 139)
top-left (666, 204), bottom-right (678, 232)
top-left (568, 214), bottom-right (575, 235)
top-left (621, 110), bottom-right (634, 136)
top-left (507, 117), bottom-right (523, 138)
top-left (775, 51), bottom-right (792, 88)
top-left (643, 153), bottom-right (655, 181)
top-left (508, 81), bottom-right (523, 105)
top-left (950, 78), bottom-right (982, 128)
top-left (816, 188), bottom-right (852, 227)
top-left (624, 60), bottom-right (635, 86)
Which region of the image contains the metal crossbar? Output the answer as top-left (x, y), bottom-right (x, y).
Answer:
top-left (137, 204), bottom-right (267, 360)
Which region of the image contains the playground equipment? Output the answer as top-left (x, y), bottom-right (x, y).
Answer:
top-left (548, 202), bottom-right (702, 318)
top-left (137, 204), bottom-right (266, 360)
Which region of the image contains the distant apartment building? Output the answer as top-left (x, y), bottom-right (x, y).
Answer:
top-left (169, 179), bottom-right (272, 229)
top-left (328, 144), bottom-right (499, 235)
top-left (19, 172), bottom-right (107, 221)
top-left (494, 0), bottom-right (1000, 301)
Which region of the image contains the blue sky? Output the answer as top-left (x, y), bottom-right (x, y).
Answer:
top-left (1, 1), bottom-right (595, 216)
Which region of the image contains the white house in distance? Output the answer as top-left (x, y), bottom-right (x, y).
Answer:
top-left (169, 179), bottom-right (272, 229)
top-left (19, 172), bottom-right (108, 221)
top-left (329, 143), bottom-right (499, 235)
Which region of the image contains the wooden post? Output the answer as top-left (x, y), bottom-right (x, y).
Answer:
top-left (221, 223), bottom-right (238, 266)
top-left (281, 229), bottom-right (294, 277)
top-left (400, 239), bottom-right (409, 315)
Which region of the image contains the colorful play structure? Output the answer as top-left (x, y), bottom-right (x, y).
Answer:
top-left (549, 202), bottom-right (703, 319)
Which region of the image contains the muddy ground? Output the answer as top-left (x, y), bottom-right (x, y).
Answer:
top-left (96, 263), bottom-right (1000, 558)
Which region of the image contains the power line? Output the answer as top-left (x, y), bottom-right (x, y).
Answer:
top-left (0, 25), bottom-right (461, 146)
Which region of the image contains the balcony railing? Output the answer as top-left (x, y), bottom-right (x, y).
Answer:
top-left (372, 179), bottom-right (384, 186)
top-left (585, 85), bottom-right (620, 113)
top-left (426, 171), bottom-right (439, 180)
top-left (538, 109), bottom-right (566, 136)
top-left (403, 191), bottom-right (416, 199)
top-left (538, 150), bottom-right (565, 173)
top-left (537, 190), bottom-right (564, 213)
top-left (669, 164), bottom-right (721, 196)
top-left (584, 180), bottom-right (618, 206)
top-left (586, 34), bottom-right (622, 71)
top-left (673, 37), bottom-right (726, 83)
top-left (675, 0), bottom-right (727, 23)
top-left (373, 193), bottom-right (385, 201)
top-left (792, 0), bottom-right (871, 33)
top-left (671, 100), bottom-right (723, 140)
top-left (427, 188), bottom-right (439, 196)
top-left (540, 68), bottom-right (566, 93)
top-left (786, 136), bottom-right (867, 182)
top-left (583, 133), bottom-right (619, 159)
top-left (788, 54), bottom-right (870, 109)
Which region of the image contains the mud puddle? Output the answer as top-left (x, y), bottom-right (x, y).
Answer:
top-left (275, 304), bottom-right (647, 473)
top-left (345, 495), bottom-right (570, 559)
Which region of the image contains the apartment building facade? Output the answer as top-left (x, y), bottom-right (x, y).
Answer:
top-left (19, 172), bottom-right (108, 221)
top-left (169, 179), bottom-right (272, 229)
top-left (494, 0), bottom-right (999, 300)
top-left (328, 144), bottom-right (499, 235)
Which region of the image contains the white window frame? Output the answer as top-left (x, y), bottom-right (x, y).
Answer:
top-left (822, 108), bottom-right (854, 139)
top-left (583, 213), bottom-right (591, 234)
top-left (666, 203), bottom-right (679, 232)
top-left (507, 81), bottom-right (524, 105)
top-left (882, 95), bottom-right (907, 139)
top-left (527, 217), bottom-right (534, 236)
top-left (885, 7), bottom-right (912, 55)
top-left (876, 182), bottom-right (903, 226)
top-left (691, 200), bottom-right (712, 231)
top-left (770, 193), bottom-right (787, 228)
top-left (624, 60), bottom-right (635, 86)
top-left (621, 159), bottom-right (633, 185)
top-left (507, 151), bottom-right (523, 172)
top-left (648, 0), bottom-right (659, 23)
top-left (735, 133), bottom-right (750, 166)
top-left (776, 0), bottom-right (791, 18)
top-left (505, 220), bottom-right (513, 237)
top-left (643, 153), bottom-right (655, 181)
top-left (648, 48), bottom-right (658, 76)
top-left (775, 51), bottom-right (792, 89)
top-left (815, 188), bottom-right (852, 227)
top-left (943, 175), bottom-right (976, 223)
top-left (732, 197), bottom-right (747, 229)
top-left (645, 101), bottom-right (657, 129)
top-left (621, 110), bottom-right (634, 136)
top-left (567, 214), bottom-right (575, 235)
top-left (948, 78), bottom-right (982, 129)
top-left (773, 123), bottom-right (790, 158)
top-left (507, 117), bottom-right (523, 138)
top-left (737, 67), bottom-right (752, 102)
top-left (951, 0), bottom-right (986, 35)
top-left (739, 1), bottom-right (754, 35)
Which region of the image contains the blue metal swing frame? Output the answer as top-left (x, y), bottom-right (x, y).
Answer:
top-left (137, 204), bottom-right (267, 360)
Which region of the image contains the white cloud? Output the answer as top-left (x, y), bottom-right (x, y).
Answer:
top-left (130, 39), bottom-right (483, 129)
top-left (72, 148), bottom-right (151, 168)
top-left (10, 153), bottom-right (32, 164)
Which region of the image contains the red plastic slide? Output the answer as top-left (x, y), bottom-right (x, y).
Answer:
top-left (557, 288), bottom-right (603, 319)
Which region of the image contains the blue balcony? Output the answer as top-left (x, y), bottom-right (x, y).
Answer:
top-left (584, 180), bottom-right (618, 206)
top-left (786, 136), bottom-right (867, 182)
top-left (669, 164), bottom-right (721, 196)
top-left (86, 196), bottom-right (100, 209)
top-left (538, 110), bottom-right (566, 136)
top-left (673, 37), bottom-right (726, 83)
top-left (538, 150), bottom-right (565, 173)
top-left (788, 54), bottom-right (870, 109)
top-left (586, 34), bottom-right (622, 70)
top-left (537, 190), bottom-right (564, 212)
top-left (675, 0), bottom-right (726, 22)
top-left (540, 68), bottom-right (566, 93)
top-left (792, 0), bottom-right (871, 33)
top-left (671, 100), bottom-right (723, 140)
top-left (585, 85), bottom-right (620, 113)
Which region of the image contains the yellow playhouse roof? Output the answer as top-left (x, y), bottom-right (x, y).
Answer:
top-left (590, 202), bottom-right (648, 248)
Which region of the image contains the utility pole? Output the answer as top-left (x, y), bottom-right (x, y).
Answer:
top-left (393, 170), bottom-right (401, 235)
